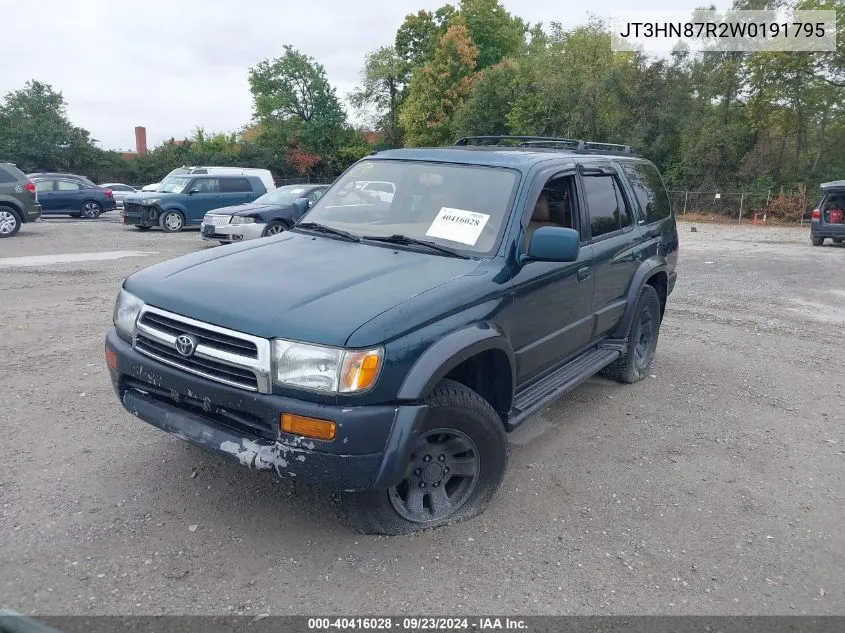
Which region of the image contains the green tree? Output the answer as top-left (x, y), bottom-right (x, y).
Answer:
top-left (350, 46), bottom-right (404, 147)
top-left (399, 24), bottom-right (479, 146)
top-left (452, 58), bottom-right (521, 136)
top-left (453, 0), bottom-right (527, 69)
top-left (395, 6), bottom-right (457, 81)
top-left (0, 80), bottom-right (97, 173)
top-left (248, 46), bottom-right (348, 160)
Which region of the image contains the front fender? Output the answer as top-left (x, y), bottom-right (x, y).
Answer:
top-left (396, 322), bottom-right (515, 401)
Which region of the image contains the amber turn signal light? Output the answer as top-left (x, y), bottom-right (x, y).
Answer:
top-left (105, 346), bottom-right (118, 371)
top-left (281, 413), bottom-right (337, 441)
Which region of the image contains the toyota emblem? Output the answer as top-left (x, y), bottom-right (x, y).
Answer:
top-left (174, 334), bottom-right (198, 358)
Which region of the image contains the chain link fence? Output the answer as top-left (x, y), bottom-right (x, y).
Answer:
top-left (669, 188), bottom-right (823, 224)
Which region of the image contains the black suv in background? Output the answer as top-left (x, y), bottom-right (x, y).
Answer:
top-left (811, 181), bottom-right (845, 246)
top-left (106, 136), bottom-right (678, 534)
top-left (0, 163), bottom-right (41, 237)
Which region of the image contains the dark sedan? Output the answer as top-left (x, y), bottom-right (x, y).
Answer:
top-left (32, 176), bottom-right (117, 218)
top-left (200, 184), bottom-right (329, 243)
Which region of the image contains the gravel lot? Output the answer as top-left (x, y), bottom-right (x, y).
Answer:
top-left (1, 218), bottom-right (843, 616)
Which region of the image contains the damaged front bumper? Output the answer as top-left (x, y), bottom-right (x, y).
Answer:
top-left (105, 328), bottom-right (427, 491)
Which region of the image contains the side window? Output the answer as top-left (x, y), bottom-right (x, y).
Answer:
top-left (0, 169), bottom-right (17, 184)
top-left (583, 175), bottom-right (629, 238)
top-left (35, 180), bottom-right (54, 193)
top-left (526, 174), bottom-right (577, 244)
top-left (192, 178), bottom-right (220, 193)
top-left (220, 177), bottom-right (251, 193)
top-left (57, 180), bottom-right (81, 191)
top-left (618, 161), bottom-right (671, 224)
top-left (308, 188), bottom-right (325, 202)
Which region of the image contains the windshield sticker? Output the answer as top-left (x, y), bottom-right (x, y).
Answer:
top-left (425, 207), bottom-right (490, 245)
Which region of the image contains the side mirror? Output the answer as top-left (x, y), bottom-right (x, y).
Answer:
top-left (188, 189), bottom-right (200, 195)
top-left (293, 198), bottom-right (310, 215)
top-left (520, 226), bottom-right (580, 264)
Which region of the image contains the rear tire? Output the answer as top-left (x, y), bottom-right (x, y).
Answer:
top-left (341, 379), bottom-right (508, 535)
top-left (601, 285), bottom-right (662, 384)
top-left (159, 210), bottom-right (185, 233)
top-left (811, 235), bottom-right (824, 246)
top-left (80, 201), bottom-right (102, 219)
top-left (0, 205), bottom-right (22, 237)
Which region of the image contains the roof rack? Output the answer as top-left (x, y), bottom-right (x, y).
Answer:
top-left (453, 135), bottom-right (636, 155)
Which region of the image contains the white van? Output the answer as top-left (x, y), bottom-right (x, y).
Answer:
top-left (142, 166), bottom-right (276, 192)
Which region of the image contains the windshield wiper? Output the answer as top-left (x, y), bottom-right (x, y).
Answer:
top-left (295, 222), bottom-right (360, 242)
top-left (361, 234), bottom-right (470, 259)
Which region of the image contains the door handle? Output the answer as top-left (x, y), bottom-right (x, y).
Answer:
top-left (577, 266), bottom-right (592, 281)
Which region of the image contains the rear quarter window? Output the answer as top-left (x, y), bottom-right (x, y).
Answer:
top-left (0, 168), bottom-right (19, 184)
top-left (618, 161), bottom-right (672, 224)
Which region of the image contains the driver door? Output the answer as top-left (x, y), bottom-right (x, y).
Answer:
top-left (507, 169), bottom-right (596, 382)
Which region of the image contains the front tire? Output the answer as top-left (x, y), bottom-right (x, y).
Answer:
top-left (341, 379), bottom-right (508, 535)
top-left (262, 220), bottom-right (287, 237)
top-left (812, 234), bottom-right (825, 246)
top-left (80, 201), bottom-right (102, 219)
top-left (601, 285), bottom-right (662, 384)
top-left (0, 206), bottom-right (22, 237)
top-left (159, 210), bottom-right (185, 233)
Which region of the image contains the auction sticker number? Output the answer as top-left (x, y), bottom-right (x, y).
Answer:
top-left (425, 207), bottom-right (489, 246)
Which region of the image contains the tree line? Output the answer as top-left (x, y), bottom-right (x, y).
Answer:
top-left (1, 0), bottom-right (843, 199)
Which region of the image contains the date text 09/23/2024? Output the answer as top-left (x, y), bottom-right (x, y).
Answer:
top-left (307, 618), bottom-right (528, 630)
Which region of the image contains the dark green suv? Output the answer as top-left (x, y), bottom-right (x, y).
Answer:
top-left (106, 136), bottom-right (678, 534)
top-left (0, 163), bottom-right (41, 237)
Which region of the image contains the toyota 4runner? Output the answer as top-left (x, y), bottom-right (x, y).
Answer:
top-left (105, 136), bottom-right (678, 534)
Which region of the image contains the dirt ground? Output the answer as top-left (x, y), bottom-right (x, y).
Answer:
top-left (1, 217), bottom-right (843, 616)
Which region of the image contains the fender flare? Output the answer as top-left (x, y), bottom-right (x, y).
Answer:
top-left (612, 259), bottom-right (667, 339)
top-left (396, 322), bottom-right (516, 402)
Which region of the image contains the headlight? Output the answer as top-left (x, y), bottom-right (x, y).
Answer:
top-left (113, 289), bottom-right (144, 340)
top-left (272, 339), bottom-right (383, 394)
top-left (143, 199), bottom-right (161, 206)
top-left (230, 216), bottom-right (255, 224)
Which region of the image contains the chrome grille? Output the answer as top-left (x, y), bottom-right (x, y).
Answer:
top-left (204, 214), bottom-right (230, 226)
top-left (133, 306), bottom-right (271, 393)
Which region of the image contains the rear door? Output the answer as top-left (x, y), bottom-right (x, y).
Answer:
top-left (219, 177), bottom-right (257, 208)
top-left (55, 179), bottom-right (85, 211)
top-left (577, 162), bottom-right (641, 339)
top-left (34, 180), bottom-right (58, 211)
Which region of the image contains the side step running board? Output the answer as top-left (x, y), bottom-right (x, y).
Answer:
top-left (507, 347), bottom-right (620, 430)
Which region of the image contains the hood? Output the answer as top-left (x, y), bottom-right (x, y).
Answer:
top-left (125, 191), bottom-right (180, 203)
top-left (209, 202), bottom-right (285, 217)
top-left (124, 231), bottom-right (481, 347)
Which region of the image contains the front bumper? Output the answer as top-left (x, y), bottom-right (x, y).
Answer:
top-left (122, 204), bottom-right (158, 227)
top-left (201, 220), bottom-right (265, 243)
top-left (105, 328), bottom-right (427, 491)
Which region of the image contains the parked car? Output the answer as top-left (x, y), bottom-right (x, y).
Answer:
top-left (122, 174), bottom-right (267, 232)
top-left (141, 167), bottom-right (276, 193)
top-left (27, 172), bottom-right (97, 188)
top-left (811, 181), bottom-right (845, 246)
top-left (31, 176), bottom-right (116, 218)
top-left (100, 183), bottom-right (138, 208)
top-left (201, 184), bottom-right (329, 243)
top-left (105, 135), bottom-right (678, 534)
top-left (355, 180), bottom-right (396, 203)
top-left (0, 163), bottom-right (41, 237)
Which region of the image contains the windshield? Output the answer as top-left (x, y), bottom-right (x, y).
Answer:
top-left (303, 160), bottom-right (519, 254)
top-left (165, 167), bottom-right (190, 179)
top-left (255, 186), bottom-right (310, 206)
top-left (157, 177), bottom-right (191, 193)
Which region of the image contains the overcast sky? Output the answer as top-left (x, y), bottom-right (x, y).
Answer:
top-left (4, 0), bottom-right (730, 151)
